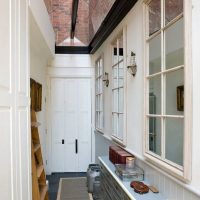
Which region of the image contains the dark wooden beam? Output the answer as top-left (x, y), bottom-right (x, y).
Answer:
top-left (71, 0), bottom-right (79, 39)
top-left (89, 0), bottom-right (138, 54)
top-left (55, 45), bottom-right (90, 54)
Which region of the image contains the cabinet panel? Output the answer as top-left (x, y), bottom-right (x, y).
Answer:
top-left (100, 162), bottom-right (131, 200)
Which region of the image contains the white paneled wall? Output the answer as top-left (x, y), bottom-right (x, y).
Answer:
top-left (0, 0), bottom-right (31, 199)
top-left (30, 11), bottom-right (53, 170)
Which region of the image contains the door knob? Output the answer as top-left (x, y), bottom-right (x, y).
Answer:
top-left (62, 139), bottom-right (65, 144)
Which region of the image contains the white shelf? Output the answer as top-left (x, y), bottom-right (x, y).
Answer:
top-left (99, 156), bottom-right (166, 200)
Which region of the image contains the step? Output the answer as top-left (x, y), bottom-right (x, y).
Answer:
top-left (37, 165), bottom-right (44, 178)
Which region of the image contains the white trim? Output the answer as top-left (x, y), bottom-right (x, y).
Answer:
top-left (95, 55), bottom-right (104, 131)
top-left (111, 29), bottom-right (127, 144)
top-left (183, 0), bottom-right (193, 181)
top-left (47, 75), bottom-right (92, 78)
top-left (48, 66), bottom-right (94, 69)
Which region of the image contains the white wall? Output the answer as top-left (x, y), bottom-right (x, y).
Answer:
top-left (29, 0), bottom-right (55, 55)
top-left (30, 12), bottom-right (53, 169)
top-left (92, 0), bottom-right (200, 199)
top-left (46, 54), bottom-right (94, 174)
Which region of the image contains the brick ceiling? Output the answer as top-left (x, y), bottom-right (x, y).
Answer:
top-left (43, 0), bottom-right (115, 46)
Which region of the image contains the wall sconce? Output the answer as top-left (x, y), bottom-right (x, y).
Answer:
top-left (127, 51), bottom-right (137, 76)
top-left (103, 72), bottom-right (109, 87)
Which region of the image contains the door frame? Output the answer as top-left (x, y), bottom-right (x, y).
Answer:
top-left (46, 74), bottom-right (95, 174)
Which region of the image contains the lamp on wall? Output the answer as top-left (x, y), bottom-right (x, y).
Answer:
top-left (103, 72), bottom-right (109, 87)
top-left (127, 51), bottom-right (137, 76)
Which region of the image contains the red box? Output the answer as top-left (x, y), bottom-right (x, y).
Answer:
top-left (109, 146), bottom-right (134, 164)
top-left (116, 151), bottom-right (133, 164)
top-left (109, 146), bottom-right (122, 164)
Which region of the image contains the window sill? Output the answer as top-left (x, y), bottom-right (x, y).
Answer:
top-left (111, 135), bottom-right (126, 147)
top-left (95, 128), bottom-right (104, 135)
top-left (94, 129), bottom-right (112, 141)
top-left (144, 152), bottom-right (186, 181)
top-left (125, 148), bottom-right (200, 197)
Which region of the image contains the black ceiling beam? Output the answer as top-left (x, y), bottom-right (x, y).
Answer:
top-left (71, 0), bottom-right (79, 39)
top-left (89, 0), bottom-right (138, 54)
top-left (55, 45), bottom-right (90, 54)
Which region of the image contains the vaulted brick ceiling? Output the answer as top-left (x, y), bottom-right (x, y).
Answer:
top-left (43, 0), bottom-right (115, 46)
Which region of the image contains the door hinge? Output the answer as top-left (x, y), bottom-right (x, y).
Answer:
top-left (46, 160), bottom-right (48, 165)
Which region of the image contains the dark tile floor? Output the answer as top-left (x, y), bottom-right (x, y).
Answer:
top-left (47, 172), bottom-right (86, 200)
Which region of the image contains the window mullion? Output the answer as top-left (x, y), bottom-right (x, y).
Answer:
top-left (117, 39), bottom-right (119, 137)
top-left (161, 0), bottom-right (165, 160)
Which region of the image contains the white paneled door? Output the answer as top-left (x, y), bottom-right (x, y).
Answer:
top-left (0, 0), bottom-right (30, 199)
top-left (51, 78), bottom-right (92, 172)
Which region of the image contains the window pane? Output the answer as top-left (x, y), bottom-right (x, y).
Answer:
top-left (99, 77), bottom-right (102, 93)
top-left (165, 18), bottom-right (184, 69)
top-left (100, 112), bottom-right (103, 130)
top-left (112, 114), bottom-right (118, 135)
top-left (118, 114), bottom-right (123, 140)
top-left (165, 118), bottom-right (183, 166)
top-left (96, 79), bottom-right (99, 94)
top-left (165, 0), bottom-right (183, 25)
top-left (118, 34), bottom-right (123, 61)
top-left (166, 69), bottom-right (184, 115)
top-left (95, 65), bottom-right (98, 78)
top-left (95, 96), bottom-right (98, 110)
top-left (113, 65), bottom-right (118, 88)
top-left (99, 59), bottom-right (103, 76)
top-left (118, 61), bottom-right (124, 87)
top-left (149, 34), bottom-right (161, 75)
top-left (99, 94), bottom-right (103, 111)
top-left (95, 112), bottom-right (98, 128)
top-left (95, 80), bottom-right (98, 94)
top-left (119, 88), bottom-right (124, 113)
top-left (149, 76), bottom-right (161, 114)
top-left (149, 0), bottom-right (161, 36)
top-left (148, 117), bottom-right (161, 156)
top-left (113, 89), bottom-right (118, 112)
top-left (113, 40), bottom-right (118, 65)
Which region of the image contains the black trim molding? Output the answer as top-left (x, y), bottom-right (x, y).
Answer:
top-left (55, 0), bottom-right (138, 54)
top-left (55, 46), bottom-right (90, 54)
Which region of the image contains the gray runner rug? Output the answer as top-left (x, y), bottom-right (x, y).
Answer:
top-left (57, 177), bottom-right (91, 200)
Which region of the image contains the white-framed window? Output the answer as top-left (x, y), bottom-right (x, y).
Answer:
top-left (144, 0), bottom-right (192, 180)
top-left (95, 56), bottom-right (104, 131)
top-left (111, 32), bottom-right (125, 143)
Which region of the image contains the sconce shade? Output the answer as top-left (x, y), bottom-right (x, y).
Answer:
top-left (103, 72), bottom-right (109, 87)
top-left (127, 65), bottom-right (137, 76)
top-left (127, 51), bottom-right (137, 76)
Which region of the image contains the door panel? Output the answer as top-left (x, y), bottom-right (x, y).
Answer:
top-left (64, 79), bottom-right (78, 172)
top-left (51, 79), bottom-right (65, 172)
top-left (0, 0), bottom-right (30, 199)
top-left (78, 79), bottom-right (92, 171)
